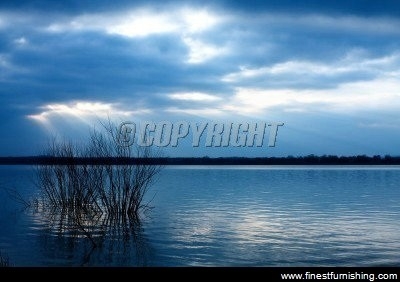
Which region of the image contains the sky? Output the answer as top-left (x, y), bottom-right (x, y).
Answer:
top-left (1, 0), bottom-right (400, 157)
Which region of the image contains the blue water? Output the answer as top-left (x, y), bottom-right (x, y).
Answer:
top-left (0, 165), bottom-right (399, 266)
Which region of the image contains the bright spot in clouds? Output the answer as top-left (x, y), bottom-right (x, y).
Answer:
top-left (103, 10), bottom-right (181, 37)
top-left (168, 92), bottom-right (222, 102)
top-left (28, 101), bottom-right (150, 124)
top-left (44, 7), bottom-right (226, 64)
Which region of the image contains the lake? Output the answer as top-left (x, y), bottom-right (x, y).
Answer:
top-left (0, 165), bottom-right (399, 266)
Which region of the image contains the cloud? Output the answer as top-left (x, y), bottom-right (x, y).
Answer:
top-left (27, 101), bottom-right (151, 126)
top-left (222, 51), bottom-right (400, 86)
top-left (0, 54), bottom-right (10, 68)
top-left (168, 92), bottom-right (222, 102)
top-left (45, 7), bottom-right (224, 36)
top-left (181, 8), bottom-right (222, 33)
top-left (165, 107), bottom-right (224, 117)
top-left (54, 9), bottom-right (181, 37)
top-left (358, 122), bottom-right (400, 129)
top-left (238, 12), bottom-right (400, 35)
top-left (182, 36), bottom-right (228, 64)
top-left (224, 77), bottom-right (400, 115)
top-left (13, 37), bottom-right (28, 46)
top-left (218, 0), bottom-right (400, 17)
top-left (42, 7), bottom-right (228, 64)
top-left (0, 53), bottom-right (28, 80)
top-left (0, 11), bottom-right (36, 30)
top-left (301, 14), bottom-right (400, 35)
top-left (162, 77), bottom-right (400, 118)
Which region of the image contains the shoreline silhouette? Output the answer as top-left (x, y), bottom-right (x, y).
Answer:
top-left (0, 155), bottom-right (399, 165)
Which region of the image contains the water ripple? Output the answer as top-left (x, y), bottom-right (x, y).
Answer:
top-left (0, 166), bottom-right (400, 266)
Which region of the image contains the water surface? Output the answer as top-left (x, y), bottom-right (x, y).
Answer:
top-left (0, 165), bottom-right (399, 266)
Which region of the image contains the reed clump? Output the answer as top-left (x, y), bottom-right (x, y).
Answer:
top-left (36, 122), bottom-right (162, 219)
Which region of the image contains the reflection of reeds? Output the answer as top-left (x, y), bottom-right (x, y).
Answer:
top-left (0, 251), bottom-right (10, 267)
top-left (33, 204), bottom-right (151, 266)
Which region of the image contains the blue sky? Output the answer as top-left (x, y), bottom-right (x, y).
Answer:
top-left (1, 0), bottom-right (400, 157)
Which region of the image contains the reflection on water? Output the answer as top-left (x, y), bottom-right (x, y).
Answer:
top-left (27, 206), bottom-right (151, 266)
top-left (146, 167), bottom-right (400, 266)
top-left (1, 165), bottom-right (400, 266)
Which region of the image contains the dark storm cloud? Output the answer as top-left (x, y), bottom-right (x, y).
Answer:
top-left (2, 0), bottom-right (400, 17)
top-left (220, 0), bottom-right (400, 17)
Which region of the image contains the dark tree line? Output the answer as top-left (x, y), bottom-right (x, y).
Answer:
top-left (1, 154), bottom-right (399, 165)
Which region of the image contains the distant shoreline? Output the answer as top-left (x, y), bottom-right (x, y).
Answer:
top-left (0, 155), bottom-right (400, 165)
